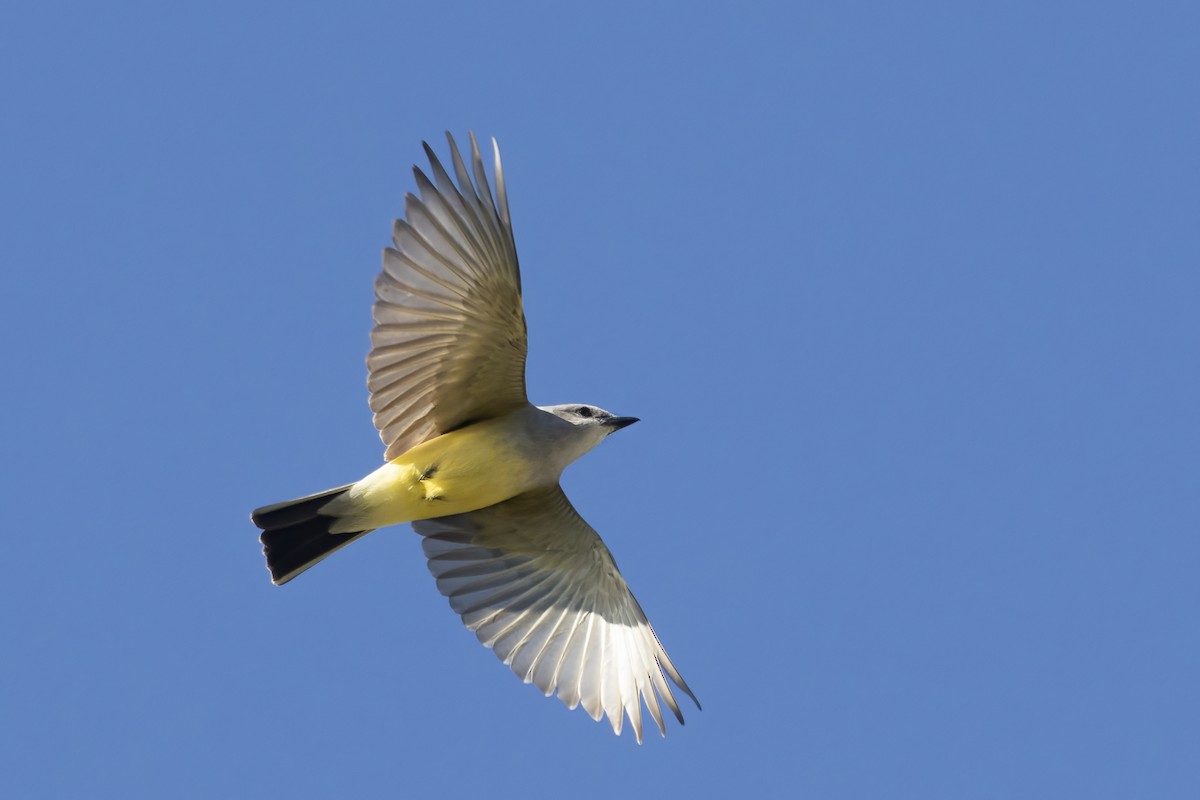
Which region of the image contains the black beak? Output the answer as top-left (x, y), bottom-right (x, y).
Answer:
top-left (604, 416), bottom-right (639, 431)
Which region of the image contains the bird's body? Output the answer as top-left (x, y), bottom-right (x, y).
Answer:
top-left (252, 133), bottom-right (697, 742)
top-left (322, 406), bottom-right (598, 532)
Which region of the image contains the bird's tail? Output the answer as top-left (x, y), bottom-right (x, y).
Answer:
top-left (252, 485), bottom-right (374, 585)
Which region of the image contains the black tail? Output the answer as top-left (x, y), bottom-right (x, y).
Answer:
top-left (251, 485), bottom-right (374, 585)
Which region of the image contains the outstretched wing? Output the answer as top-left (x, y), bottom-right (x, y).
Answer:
top-left (413, 486), bottom-right (699, 743)
top-left (369, 132), bottom-right (528, 462)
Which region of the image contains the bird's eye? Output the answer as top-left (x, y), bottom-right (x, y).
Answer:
top-left (576, 407), bottom-right (592, 418)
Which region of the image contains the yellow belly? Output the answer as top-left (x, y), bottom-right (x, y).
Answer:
top-left (325, 419), bottom-right (536, 532)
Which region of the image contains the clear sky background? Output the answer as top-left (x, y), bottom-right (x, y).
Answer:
top-left (2, 2), bottom-right (1197, 797)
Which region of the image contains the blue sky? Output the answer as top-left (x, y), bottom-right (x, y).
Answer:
top-left (3, 1), bottom-right (1197, 797)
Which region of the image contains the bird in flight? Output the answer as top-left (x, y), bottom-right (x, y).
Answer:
top-left (252, 133), bottom-right (698, 742)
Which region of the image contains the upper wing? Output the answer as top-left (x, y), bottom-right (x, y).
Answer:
top-left (413, 486), bottom-right (699, 743)
top-left (369, 132), bottom-right (528, 462)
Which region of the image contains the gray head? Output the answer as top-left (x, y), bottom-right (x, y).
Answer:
top-left (534, 403), bottom-right (639, 477)
top-left (540, 403), bottom-right (639, 443)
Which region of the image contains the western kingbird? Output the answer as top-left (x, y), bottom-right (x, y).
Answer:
top-left (252, 133), bottom-right (698, 742)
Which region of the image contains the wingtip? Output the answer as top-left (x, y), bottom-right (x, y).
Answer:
top-left (443, 129), bottom-right (460, 155)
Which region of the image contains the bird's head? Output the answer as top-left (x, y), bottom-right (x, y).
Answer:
top-left (541, 403), bottom-right (639, 447)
